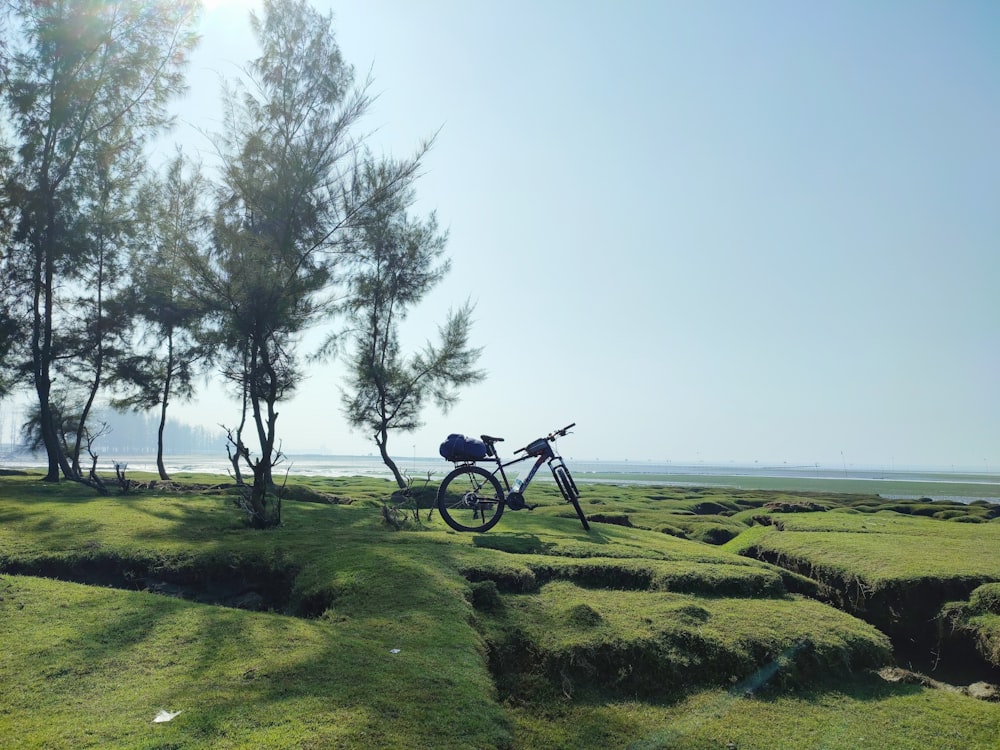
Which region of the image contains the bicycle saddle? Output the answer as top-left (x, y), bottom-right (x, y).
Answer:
top-left (480, 435), bottom-right (503, 457)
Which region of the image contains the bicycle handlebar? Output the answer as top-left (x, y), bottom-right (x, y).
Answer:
top-left (550, 423), bottom-right (576, 438)
top-left (514, 423), bottom-right (576, 454)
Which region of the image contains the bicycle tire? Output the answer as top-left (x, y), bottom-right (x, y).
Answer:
top-left (553, 465), bottom-right (590, 531)
top-left (437, 465), bottom-right (505, 533)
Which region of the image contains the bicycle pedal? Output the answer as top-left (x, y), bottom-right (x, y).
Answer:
top-left (527, 504), bottom-right (538, 511)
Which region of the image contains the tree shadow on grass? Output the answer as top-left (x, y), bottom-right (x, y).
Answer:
top-left (0, 504), bottom-right (103, 557)
top-left (473, 532), bottom-right (554, 555)
top-left (535, 673), bottom-right (950, 750)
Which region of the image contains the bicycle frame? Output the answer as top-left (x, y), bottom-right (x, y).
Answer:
top-left (493, 445), bottom-right (553, 493)
top-left (436, 423), bottom-right (589, 532)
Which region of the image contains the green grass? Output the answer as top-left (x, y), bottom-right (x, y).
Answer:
top-left (0, 575), bottom-right (507, 749)
top-left (2, 472), bottom-right (1000, 748)
top-left (479, 581), bottom-right (889, 701)
top-left (507, 676), bottom-right (1000, 750)
top-left (724, 510), bottom-right (1000, 586)
top-left (577, 471), bottom-right (1000, 499)
top-left (0, 475), bottom-right (512, 749)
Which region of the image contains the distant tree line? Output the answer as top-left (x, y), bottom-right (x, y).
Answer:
top-left (90, 409), bottom-right (222, 456)
top-left (0, 403), bottom-right (220, 455)
top-left (0, 0), bottom-right (483, 525)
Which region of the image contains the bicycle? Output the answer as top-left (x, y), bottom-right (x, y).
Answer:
top-left (436, 423), bottom-right (590, 533)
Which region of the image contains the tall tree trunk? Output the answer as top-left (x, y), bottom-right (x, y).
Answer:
top-left (32, 238), bottom-right (72, 481)
top-left (156, 396), bottom-right (170, 481)
top-left (35, 379), bottom-right (60, 482)
top-left (249, 339), bottom-right (278, 489)
top-left (248, 458), bottom-right (271, 528)
top-left (156, 330), bottom-right (174, 480)
top-left (240, 339), bottom-right (279, 526)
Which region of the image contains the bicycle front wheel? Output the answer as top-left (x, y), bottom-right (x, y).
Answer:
top-left (437, 465), bottom-right (505, 532)
top-left (553, 464), bottom-right (590, 531)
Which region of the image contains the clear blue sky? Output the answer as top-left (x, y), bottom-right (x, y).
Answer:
top-left (163, 0), bottom-right (998, 469)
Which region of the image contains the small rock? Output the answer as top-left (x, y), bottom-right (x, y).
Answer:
top-left (965, 682), bottom-right (999, 701)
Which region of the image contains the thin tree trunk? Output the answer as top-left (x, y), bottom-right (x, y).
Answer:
top-left (156, 398), bottom-right (170, 480)
top-left (377, 428), bottom-right (406, 489)
top-left (72, 337), bottom-right (103, 478)
top-left (72, 226), bottom-right (109, 477)
top-left (73, 367), bottom-right (101, 478)
top-left (250, 339), bottom-right (278, 489)
top-left (156, 330), bottom-right (174, 480)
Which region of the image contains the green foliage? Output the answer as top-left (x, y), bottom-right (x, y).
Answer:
top-left (112, 152), bottom-right (214, 480)
top-left (1, 0), bottom-right (198, 481)
top-left (339, 155), bottom-right (484, 487)
top-left (201, 0), bottom-right (384, 496)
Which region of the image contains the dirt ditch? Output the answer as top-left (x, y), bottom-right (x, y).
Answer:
top-left (741, 545), bottom-right (1000, 687)
top-left (2, 554), bottom-right (300, 614)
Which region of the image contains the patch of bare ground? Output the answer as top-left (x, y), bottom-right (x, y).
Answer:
top-left (879, 667), bottom-right (998, 701)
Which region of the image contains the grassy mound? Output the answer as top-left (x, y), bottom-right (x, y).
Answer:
top-left (479, 581), bottom-right (890, 702)
top-left (726, 513), bottom-right (1000, 611)
top-left (2, 472), bottom-right (999, 748)
top-left (942, 583), bottom-right (1000, 669)
top-left (725, 506), bottom-right (1000, 683)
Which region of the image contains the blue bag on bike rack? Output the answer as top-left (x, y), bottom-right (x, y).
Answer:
top-left (439, 434), bottom-right (488, 462)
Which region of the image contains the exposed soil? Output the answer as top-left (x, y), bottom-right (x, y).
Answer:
top-left (742, 545), bottom-right (1000, 688)
top-left (3, 555), bottom-right (298, 614)
top-left (878, 667), bottom-right (999, 701)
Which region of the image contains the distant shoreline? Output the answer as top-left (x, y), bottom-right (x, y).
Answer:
top-left (4, 452), bottom-right (998, 504)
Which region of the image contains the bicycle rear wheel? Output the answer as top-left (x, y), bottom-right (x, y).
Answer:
top-left (437, 465), bottom-right (505, 532)
top-left (553, 464), bottom-right (590, 531)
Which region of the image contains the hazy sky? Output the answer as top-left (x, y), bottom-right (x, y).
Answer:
top-left (161, 0), bottom-right (998, 469)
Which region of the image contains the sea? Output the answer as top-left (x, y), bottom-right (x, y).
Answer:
top-left (4, 452), bottom-right (999, 504)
